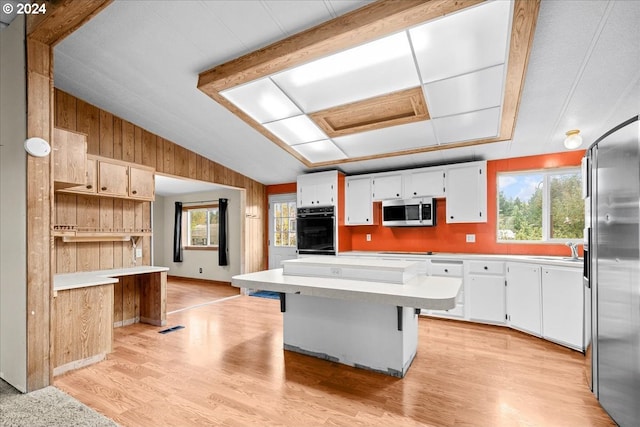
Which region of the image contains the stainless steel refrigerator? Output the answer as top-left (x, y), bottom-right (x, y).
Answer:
top-left (584, 115), bottom-right (639, 427)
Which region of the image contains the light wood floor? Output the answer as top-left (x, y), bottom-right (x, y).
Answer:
top-left (55, 280), bottom-right (614, 427)
top-left (166, 276), bottom-right (240, 313)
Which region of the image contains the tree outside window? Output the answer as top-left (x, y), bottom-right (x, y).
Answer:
top-left (498, 169), bottom-right (583, 242)
top-left (184, 205), bottom-right (219, 249)
top-left (273, 201), bottom-right (296, 247)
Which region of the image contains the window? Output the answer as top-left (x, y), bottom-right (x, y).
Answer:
top-left (183, 204), bottom-right (218, 249)
top-left (273, 201), bottom-right (297, 247)
top-left (498, 168), bottom-right (583, 242)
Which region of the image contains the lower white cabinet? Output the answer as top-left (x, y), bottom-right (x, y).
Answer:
top-left (506, 263), bottom-right (542, 336)
top-left (467, 275), bottom-right (506, 324)
top-left (541, 267), bottom-right (584, 350)
top-left (423, 260), bottom-right (464, 318)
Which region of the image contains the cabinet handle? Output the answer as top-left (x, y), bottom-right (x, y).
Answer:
top-left (413, 192), bottom-right (417, 195)
top-left (396, 193), bottom-right (399, 197)
top-left (132, 190), bottom-right (137, 195)
top-left (101, 186), bottom-right (107, 191)
top-left (444, 269), bottom-right (449, 273)
top-left (86, 185), bottom-right (92, 189)
top-left (450, 216), bottom-right (454, 219)
top-left (484, 266), bottom-right (488, 270)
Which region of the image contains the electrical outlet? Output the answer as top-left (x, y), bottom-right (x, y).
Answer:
top-left (199, 267), bottom-right (203, 274)
top-left (330, 267), bottom-right (342, 276)
top-left (366, 234), bottom-right (371, 242)
top-left (135, 248), bottom-right (143, 258)
top-left (466, 234), bottom-right (476, 243)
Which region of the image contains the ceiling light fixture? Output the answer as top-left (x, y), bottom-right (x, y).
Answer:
top-left (564, 129), bottom-right (583, 149)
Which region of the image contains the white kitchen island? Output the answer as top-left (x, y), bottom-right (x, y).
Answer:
top-left (231, 257), bottom-right (461, 377)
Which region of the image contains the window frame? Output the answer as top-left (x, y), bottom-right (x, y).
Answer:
top-left (497, 167), bottom-right (583, 244)
top-left (182, 203), bottom-right (219, 251)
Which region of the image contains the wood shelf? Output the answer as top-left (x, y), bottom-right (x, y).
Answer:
top-left (53, 225), bottom-right (151, 243)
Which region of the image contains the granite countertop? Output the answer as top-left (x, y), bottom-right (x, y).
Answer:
top-left (54, 266), bottom-right (170, 291)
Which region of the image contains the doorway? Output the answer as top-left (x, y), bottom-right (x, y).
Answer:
top-left (268, 194), bottom-right (298, 269)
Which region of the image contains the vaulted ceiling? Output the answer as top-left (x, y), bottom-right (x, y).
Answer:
top-left (54, 0), bottom-right (640, 185)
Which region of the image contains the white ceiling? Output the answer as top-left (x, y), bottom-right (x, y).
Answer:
top-left (53, 0), bottom-right (640, 186)
top-left (154, 174), bottom-right (226, 197)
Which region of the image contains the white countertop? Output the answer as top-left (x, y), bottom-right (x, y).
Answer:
top-left (232, 268), bottom-right (461, 311)
top-left (340, 251), bottom-right (583, 268)
top-left (54, 266), bottom-right (170, 291)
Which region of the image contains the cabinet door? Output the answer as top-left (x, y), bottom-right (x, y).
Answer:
top-left (405, 169), bottom-right (445, 198)
top-left (372, 174), bottom-right (403, 200)
top-left (445, 162), bottom-right (486, 223)
top-left (315, 181), bottom-right (336, 206)
top-left (468, 275), bottom-right (505, 324)
top-left (129, 166), bottom-right (155, 200)
top-left (59, 157), bottom-right (97, 194)
top-left (345, 177), bottom-right (373, 225)
top-left (297, 173), bottom-right (336, 207)
top-left (542, 267), bottom-right (583, 350)
top-left (506, 263), bottom-right (542, 335)
top-left (53, 128), bottom-right (87, 189)
top-left (98, 160), bottom-right (129, 197)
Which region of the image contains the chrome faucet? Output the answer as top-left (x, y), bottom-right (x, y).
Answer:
top-left (566, 242), bottom-right (580, 259)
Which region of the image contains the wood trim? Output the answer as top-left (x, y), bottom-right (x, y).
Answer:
top-left (309, 87), bottom-right (429, 138)
top-left (184, 246), bottom-right (219, 251)
top-left (198, 0), bottom-right (482, 93)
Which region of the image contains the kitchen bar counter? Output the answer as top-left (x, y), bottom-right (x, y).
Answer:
top-left (54, 266), bottom-right (170, 291)
top-left (232, 257), bottom-right (461, 377)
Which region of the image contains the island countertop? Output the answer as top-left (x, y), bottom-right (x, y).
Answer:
top-left (54, 266), bottom-right (170, 291)
top-left (232, 267), bottom-right (461, 311)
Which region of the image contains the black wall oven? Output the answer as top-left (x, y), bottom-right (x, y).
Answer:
top-left (296, 206), bottom-right (336, 255)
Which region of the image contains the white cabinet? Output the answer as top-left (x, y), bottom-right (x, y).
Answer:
top-left (372, 174), bottom-right (403, 201)
top-left (345, 176), bottom-right (373, 225)
top-left (297, 171), bottom-right (337, 207)
top-left (466, 260), bottom-right (506, 324)
top-left (506, 263), bottom-right (542, 336)
top-left (541, 267), bottom-right (584, 350)
top-left (405, 168), bottom-right (445, 198)
top-left (423, 260), bottom-right (465, 318)
top-left (445, 161), bottom-right (486, 223)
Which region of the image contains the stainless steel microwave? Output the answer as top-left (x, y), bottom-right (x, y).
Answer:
top-left (382, 198), bottom-right (436, 227)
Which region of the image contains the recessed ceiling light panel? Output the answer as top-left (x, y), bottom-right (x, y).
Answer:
top-left (410, 0), bottom-right (512, 83)
top-left (424, 64), bottom-right (505, 118)
top-left (263, 115), bottom-right (327, 146)
top-left (220, 77), bottom-right (301, 123)
top-left (272, 32), bottom-right (420, 113)
top-left (433, 107), bottom-right (501, 144)
top-left (291, 140), bottom-right (347, 163)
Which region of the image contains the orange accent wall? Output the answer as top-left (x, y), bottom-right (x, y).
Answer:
top-left (265, 151), bottom-right (585, 257)
top-left (266, 182), bottom-right (297, 195)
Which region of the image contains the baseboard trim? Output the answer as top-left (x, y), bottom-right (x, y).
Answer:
top-left (167, 275), bottom-right (232, 287)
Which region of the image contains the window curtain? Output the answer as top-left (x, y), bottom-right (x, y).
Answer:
top-left (218, 198), bottom-right (229, 266)
top-left (173, 201), bottom-right (183, 262)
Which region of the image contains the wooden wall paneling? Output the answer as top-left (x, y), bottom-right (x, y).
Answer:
top-left (121, 275), bottom-right (137, 325)
top-left (55, 194), bottom-right (77, 273)
top-left (112, 117), bottom-right (122, 160)
top-left (188, 151), bottom-right (197, 179)
top-left (122, 200), bottom-right (135, 267)
top-left (113, 280), bottom-right (123, 327)
top-left (52, 285), bottom-right (113, 373)
top-left (196, 155), bottom-right (204, 181)
top-left (75, 195), bottom-right (100, 271)
top-left (76, 99), bottom-right (100, 155)
top-left (26, 37), bottom-right (52, 391)
top-left (99, 110), bottom-right (113, 158)
top-left (208, 159), bottom-right (216, 183)
top-left (139, 272), bottom-right (167, 326)
top-left (112, 199), bottom-right (124, 268)
top-left (155, 137), bottom-right (164, 173)
top-left (174, 144), bottom-right (188, 177)
top-left (162, 138), bottom-right (174, 175)
top-left (142, 202), bottom-right (151, 266)
top-left (133, 126), bottom-right (143, 165)
top-left (141, 130), bottom-right (156, 168)
top-left (121, 121), bottom-right (135, 162)
top-left (99, 198), bottom-right (114, 270)
top-left (55, 89), bottom-right (77, 130)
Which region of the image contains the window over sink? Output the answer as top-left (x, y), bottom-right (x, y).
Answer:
top-left (497, 168), bottom-right (583, 242)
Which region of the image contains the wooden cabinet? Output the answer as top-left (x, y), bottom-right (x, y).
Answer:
top-left (466, 260), bottom-right (506, 324)
top-left (405, 168), bottom-right (445, 198)
top-left (541, 267), bottom-right (583, 350)
top-left (297, 171), bottom-right (337, 207)
top-left (129, 165), bottom-right (155, 201)
top-left (372, 174), bottom-right (403, 201)
top-left (58, 155), bottom-right (97, 194)
top-left (98, 159), bottom-right (129, 198)
top-left (506, 263), bottom-right (542, 336)
top-left (53, 128), bottom-right (87, 190)
top-left (345, 176), bottom-right (373, 225)
top-left (445, 161), bottom-right (487, 223)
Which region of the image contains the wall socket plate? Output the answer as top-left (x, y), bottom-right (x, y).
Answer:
top-left (135, 248), bottom-right (143, 258)
top-left (366, 234), bottom-right (372, 242)
top-left (466, 234), bottom-right (476, 243)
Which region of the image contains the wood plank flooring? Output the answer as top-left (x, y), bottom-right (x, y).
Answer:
top-left (55, 280), bottom-right (614, 427)
top-left (166, 276), bottom-right (240, 313)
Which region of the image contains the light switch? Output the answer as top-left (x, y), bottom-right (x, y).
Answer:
top-left (466, 234), bottom-right (476, 243)
top-left (366, 234), bottom-right (372, 242)
top-left (136, 248), bottom-right (143, 258)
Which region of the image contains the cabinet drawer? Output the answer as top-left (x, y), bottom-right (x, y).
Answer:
top-left (467, 260), bottom-right (504, 275)
top-left (430, 262), bottom-right (463, 277)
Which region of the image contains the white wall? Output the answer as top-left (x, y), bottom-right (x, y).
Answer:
top-left (154, 188), bottom-right (242, 282)
top-left (0, 15), bottom-right (28, 392)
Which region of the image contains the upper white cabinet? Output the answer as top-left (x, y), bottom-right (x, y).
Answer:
top-left (372, 174), bottom-right (403, 201)
top-left (506, 263), bottom-right (542, 336)
top-left (405, 168), bottom-right (446, 198)
top-left (345, 176), bottom-right (373, 225)
top-left (445, 160), bottom-right (487, 223)
top-left (541, 266), bottom-right (584, 350)
top-left (297, 171), bottom-right (338, 207)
